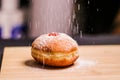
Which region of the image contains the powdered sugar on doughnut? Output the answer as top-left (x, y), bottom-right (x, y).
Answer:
top-left (32, 32), bottom-right (78, 53)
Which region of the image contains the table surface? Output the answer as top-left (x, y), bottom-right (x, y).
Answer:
top-left (0, 45), bottom-right (120, 80)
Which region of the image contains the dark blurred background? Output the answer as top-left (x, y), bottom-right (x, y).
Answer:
top-left (0, 0), bottom-right (120, 39)
top-left (74, 0), bottom-right (120, 35)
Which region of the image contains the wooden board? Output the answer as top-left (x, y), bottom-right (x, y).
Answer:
top-left (0, 45), bottom-right (120, 80)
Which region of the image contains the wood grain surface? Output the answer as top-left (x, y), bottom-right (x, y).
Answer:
top-left (0, 45), bottom-right (120, 80)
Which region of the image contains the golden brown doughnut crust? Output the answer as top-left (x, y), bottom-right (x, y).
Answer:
top-left (31, 48), bottom-right (79, 67)
top-left (31, 32), bottom-right (79, 67)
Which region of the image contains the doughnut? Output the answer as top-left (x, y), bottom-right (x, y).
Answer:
top-left (31, 32), bottom-right (79, 67)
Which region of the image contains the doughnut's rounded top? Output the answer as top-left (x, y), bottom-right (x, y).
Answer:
top-left (32, 32), bottom-right (78, 53)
